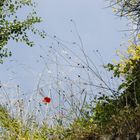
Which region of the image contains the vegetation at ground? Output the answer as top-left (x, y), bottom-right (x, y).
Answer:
top-left (1, 0), bottom-right (140, 139)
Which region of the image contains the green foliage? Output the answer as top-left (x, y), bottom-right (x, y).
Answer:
top-left (110, 0), bottom-right (140, 30)
top-left (63, 120), bottom-right (98, 140)
top-left (94, 105), bottom-right (140, 135)
top-left (0, 0), bottom-right (45, 63)
top-left (0, 105), bottom-right (23, 139)
top-left (0, 105), bottom-right (50, 139)
top-left (106, 42), bottom-right (140, 107)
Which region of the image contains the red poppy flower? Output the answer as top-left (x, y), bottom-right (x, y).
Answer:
top-left (42, 97), bottom-right (51, 103)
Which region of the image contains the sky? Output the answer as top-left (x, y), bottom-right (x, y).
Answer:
top-left (36, 0), bottom-right (126, 54)
top-left (0, 0), bottom-right (127, 109)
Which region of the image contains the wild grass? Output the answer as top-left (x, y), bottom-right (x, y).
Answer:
top-left (0, 22), bottom-right (121, 139)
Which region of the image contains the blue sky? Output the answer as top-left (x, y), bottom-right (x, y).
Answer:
top-left (0, 0), bottom-right (127, 99)
top-left (36, 0), bottom-right (126, 55)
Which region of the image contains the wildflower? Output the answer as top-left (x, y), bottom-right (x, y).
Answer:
top-left (42, 97), bottom-right (51, 104)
